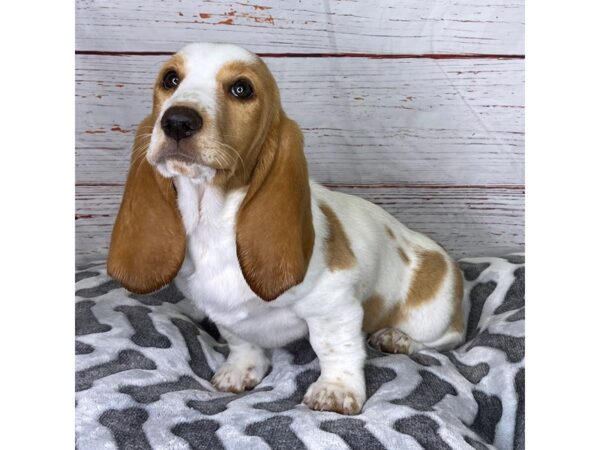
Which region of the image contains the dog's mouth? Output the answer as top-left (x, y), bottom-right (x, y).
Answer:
top-left (157, 151), bottom-right (191, 167)
top-left (159, 156), bottom-right (218, 183)
top-left (163, 158), bottom-right (205, 177)
top-left (148, 132), bottom-right (235, 183)
top-left (151, 149), bottom-right (230, 184)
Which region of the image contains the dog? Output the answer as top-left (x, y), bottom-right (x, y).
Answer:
top-left (107, 43), bottom-right (465, 415)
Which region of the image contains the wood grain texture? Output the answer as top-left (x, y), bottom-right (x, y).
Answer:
top-left (76, 55), bottom-right (524, 185)
top-left (76, 0), bottom-right (524, 55)
top-left (75, 0), bottom-right (525, 262)
top-left (76, 184), bottom-right (523, 264)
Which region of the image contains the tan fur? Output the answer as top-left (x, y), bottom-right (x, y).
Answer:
top-left (107, 115), bottom-right (186, 294)
top-left (236, 114), bottom-right (315, 301)
top-left (319, 202), bottom-right (357, 271)
top-left (362, 294), bottom-right (386, 333)
top-left (363, 294), bottom-right (408, 333)
top-left (153, 54), bottom-right (187, 115)
top-left (216, 59), bottom-right (316, 300)
top-left (213, 59), bottom-right (283, 190)
top-left (405, 250), bottom-right (448, 309)
top-left (449, 263), bottom-right (465, 332)
top-left (385, 302), bottom-right (408, 328)
top-left (107, 55), bottom-right (189, 294)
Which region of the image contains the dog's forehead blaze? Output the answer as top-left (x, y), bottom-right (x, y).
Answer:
top-left (173, 44), bottom-right (258, 88)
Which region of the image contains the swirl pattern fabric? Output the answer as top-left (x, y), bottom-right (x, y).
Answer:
top-left (75, 255), bottom-right (524, 449)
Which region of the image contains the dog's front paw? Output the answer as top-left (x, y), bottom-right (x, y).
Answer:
top-left (211, 361), bottom-right (267, 393)
top-left (303, 378), bottom-right (365, 415)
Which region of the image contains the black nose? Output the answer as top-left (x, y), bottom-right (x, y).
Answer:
top-left (161, 106), bottom-right (203, 141)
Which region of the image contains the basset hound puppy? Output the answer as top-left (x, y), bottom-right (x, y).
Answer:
top-left (108, 43), bottom-right (465, 415)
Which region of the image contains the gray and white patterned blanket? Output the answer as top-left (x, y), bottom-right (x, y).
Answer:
top-left (75, 254), bottom-right (524, 450)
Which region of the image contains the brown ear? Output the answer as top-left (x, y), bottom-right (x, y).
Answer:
top-left (236, 115), bottom-right (315, 301)
top-left (107, 116), bottom-right (186, 294)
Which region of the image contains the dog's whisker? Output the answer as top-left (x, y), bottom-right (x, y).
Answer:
top-left (208, 140), bottom-right (246, 178)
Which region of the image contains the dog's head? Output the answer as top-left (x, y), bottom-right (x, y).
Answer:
top-left (147, 43), bottom-right (281, 187)
top-left (107, 43), bottom-right (314, 300)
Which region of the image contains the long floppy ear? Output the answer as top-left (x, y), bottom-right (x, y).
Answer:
top-left (236, 115), bottom-right (315, 301)
top-left (107, 116), bottom-right (186, 294)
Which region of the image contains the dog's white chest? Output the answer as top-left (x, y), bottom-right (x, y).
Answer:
top-left (174, 180), bottom-right (307, 347)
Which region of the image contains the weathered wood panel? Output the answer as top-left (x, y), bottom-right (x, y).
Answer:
top-left (75, 0), bottom-right (525, 263)
top-left (76, 0), bottom-right (524, 55)
top-left (76, 55), bottom-right (524, 185)
top-left (76, 184), bottom-right (524, 264)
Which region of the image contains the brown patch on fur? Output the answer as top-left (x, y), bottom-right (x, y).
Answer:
top-left (212, 59), bottom-right (283, 190)
top-left (107, 115), bottom-right (186, 294)
top-left (397, 247), bottom-right (411, 265)
top-left (362, 293), bottom-right (408, 333)
top-left (404, 251), bottom-right (448, 309)
top-left (152, 53), bottom-right (186, 114)
top-left (449, 263), bottom-right (465, 332)
top-left (236, 114), bottom-right (315, 301)
top-left (362, 294), bottom-right (386, 333)
top-left (385, 225), bottom-right (395, 239)
top-left (385, 302), bottom-right (407, 328)
top-left (376, 251), bottom-right (447, 329)
top-left (319, 202), bottom-right (357, 271)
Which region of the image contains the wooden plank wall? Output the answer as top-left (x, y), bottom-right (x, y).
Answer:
top-left (76, 0), bottom-right (524, 263)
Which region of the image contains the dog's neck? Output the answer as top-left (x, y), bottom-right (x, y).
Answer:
top-left (173, 175), bottom-right (246, 234)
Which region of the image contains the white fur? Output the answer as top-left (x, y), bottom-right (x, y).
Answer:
top-left (148, 44), bottom-right (464, 414)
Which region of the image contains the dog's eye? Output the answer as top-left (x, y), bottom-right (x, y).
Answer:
top-left (229, 79), bottom-right (254, 99)
top-left (162, 70), bottom-right (180, 90)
